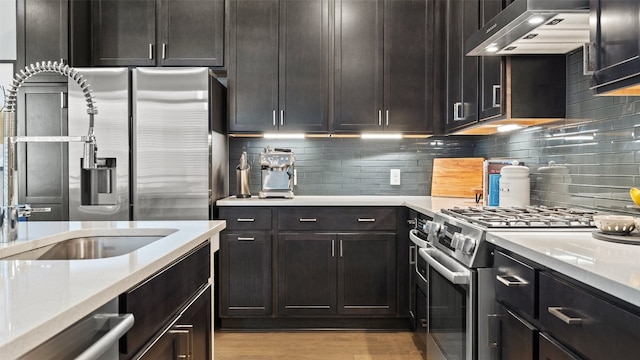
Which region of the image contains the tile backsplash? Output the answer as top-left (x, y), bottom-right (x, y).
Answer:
top-left (228, 49), bottom-right (640, 213)
top-left (475, 49), bottom-right (640, 213)
top-left (228, 137), bottom-right (476, 196)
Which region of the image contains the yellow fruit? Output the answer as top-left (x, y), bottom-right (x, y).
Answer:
top-left (631, 188), bottom-right (640, 206)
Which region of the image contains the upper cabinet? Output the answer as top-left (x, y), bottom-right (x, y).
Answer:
top-left (589, 0), bottom-right (640, 95)
top-left (228, 0), bottom-right (329, 133)
top-left (92, 0), bottom-right (224, 67)
top-left (443, 0), bottom-right (479, 133)
top-left (333, 0), bottom-right (434, 134)
top-left (17, 0), bottom-right (68, 82)
top-left (478, 0), bottom-right (504, 121)
top-left (441, 0), bottom-right (567, 135)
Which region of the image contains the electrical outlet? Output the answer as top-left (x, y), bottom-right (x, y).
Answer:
top-left (390, 169), bottom-right (401, 185)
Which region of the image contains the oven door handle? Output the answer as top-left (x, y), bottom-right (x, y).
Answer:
top-left (419, 248), bottom-right (471, 285)
top-left (409, 229), bottom-right (429, 248)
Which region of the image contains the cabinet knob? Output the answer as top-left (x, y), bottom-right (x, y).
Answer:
top-left (149, 44), bottom-right (154, 60)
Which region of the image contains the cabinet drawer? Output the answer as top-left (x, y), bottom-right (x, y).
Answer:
top-left (220, 207), bottom-right (272, 230)
top-left (539, 272), bottom-right (640, 359)
top-left (494, 251), bottom-right (536, 319)
top-left (278, 207), bottom-right (397, 231)
top-left (119, 242), bottom-right (210, 359)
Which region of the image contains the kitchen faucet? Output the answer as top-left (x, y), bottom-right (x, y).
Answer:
top-left (0, 61), bottom-right (99, 242)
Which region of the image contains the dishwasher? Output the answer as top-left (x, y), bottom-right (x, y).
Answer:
top-left (19, 299), bottom-right (134, 360)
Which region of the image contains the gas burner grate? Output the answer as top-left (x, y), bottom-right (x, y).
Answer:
top-left (441, 206), bottom-right (598, 228)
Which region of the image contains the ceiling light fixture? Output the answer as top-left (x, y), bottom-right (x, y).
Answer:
top-left (361, 133), bottom-right (403, 139)
top-left (263, 133), bottom-right (305, 139)
top-left (497, 124), bottom-right (523, 133)
top-left (528, 16), bottom-right (545, 25)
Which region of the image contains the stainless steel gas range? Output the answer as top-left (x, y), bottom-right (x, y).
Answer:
top-left (411, 206), bottom-right (598, 360)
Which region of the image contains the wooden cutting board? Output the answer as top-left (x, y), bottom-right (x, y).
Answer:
top-left (431, 158), bottom-right (484, 198)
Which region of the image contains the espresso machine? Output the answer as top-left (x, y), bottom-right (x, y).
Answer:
top-left (259, 147), bottom-right (295, 199)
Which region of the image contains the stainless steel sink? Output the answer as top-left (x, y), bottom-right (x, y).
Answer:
top-left (4, 235), bottom-right (166, 260)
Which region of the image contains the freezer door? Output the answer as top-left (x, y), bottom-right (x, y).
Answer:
top-left (68, 68), bottom-right (130, 221)
top-left (132, 67), bottom-right (210, 220)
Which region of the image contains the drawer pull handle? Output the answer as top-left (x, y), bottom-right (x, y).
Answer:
top-left (299, 218), bottom-right (317, 222)
top-left (548, 307), bottom-right (583, 325)
top-left (237, 218), bottom-right (255, 222)
top-left (237, 237), bottom-right (255, 241)
top-left (357, 218), bottom-right (376, 222)
top-left (496, 274), bottom-right (528, 287)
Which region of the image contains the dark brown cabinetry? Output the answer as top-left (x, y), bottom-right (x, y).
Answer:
top-left (443, 0), bottom-right (478, 133)
top-left (278, 232), bottom-right (396, 316)
top-left (333, 0), bottom-right (433, 133)
top-left (92, 0), bottom-right (223, 67)
top-left (278, 207), bottom-right (397, 316)
top-left (218, 207), bottom-right (273, 317)
top-left (218, 205), bottom-right (401, 327)
top-left (16, 0), bottom-right (68, 82)
top-left (229, 0), bottom-right (329, 133)
top-left (589, 0), bottom-right (640, 95)
top-left (138, 286), bottom-right (212, 360)
top-left (539, 272), bottom-right (640, 359)
top-left (492, 248), bottom-right (640, 360)
top-left (17, 84), bottom-right (69, 221)
top-left (120, 242), bottom-right (211, 359)
top-left (278, 232), bottom-right (336, 315)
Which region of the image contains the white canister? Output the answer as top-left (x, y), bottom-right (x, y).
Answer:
top-left (499, 161), bottom-right (530, 207)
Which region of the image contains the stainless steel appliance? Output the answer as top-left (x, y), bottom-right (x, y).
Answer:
top-left (415, 206), bottom-right (597, 360)
top-left (258, 147), bottom-right (295, 199)
top-left (20, 299), bottom-right (133, 360)
top-left (408, 212), bottom-right (432, 359)
top-left (465, 0), bottom-right (589, 56)
top-left (68, 67), bottom-right (228, 221)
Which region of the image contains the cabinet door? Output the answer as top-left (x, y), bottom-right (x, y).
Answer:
top-left (494, 303), bottom-right (537, 360)
top-left (219, 233), bottom-right (272, 317)
top-left (158, 0), bottom-right (224, 66)
top-left (278, 233), bottom-right (336, 315)
top-left (590, 0), bottom-right (640, 95)
top-left (383, 0), bottom-right (432, 133)
top-left (17, 84), bottom-right (68, 221)
top-left (92, 0), bottom-right (156, 66)
top-left (338, 233), bottom-right (396, 315)
top-left (333, 0), bottom-right (384, 132)
top-left (478, 0), bottom-right (503, 120)
top-left (538, 333), bottom-right (580, 360)
top-left (139, 287), bottom-right (212, 360)
top-left (17, 0), bottom-right (68, 82)
top-left (229, 0), bottom-right (279, 133)
top-left (278, 0), bottom-right (329, 133)
top-left (445, 0), bottom-right (478, 132)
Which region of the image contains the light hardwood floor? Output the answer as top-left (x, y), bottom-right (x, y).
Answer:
top-left (214, 331), bottom-right (425, 360)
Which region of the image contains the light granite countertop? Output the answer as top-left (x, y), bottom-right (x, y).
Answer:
top-left (216, 195), bottom-right (479, 216)
top-left (486, 230), bottom-right (640, 308)
top-left (0, 220), bottom-right (226, 359)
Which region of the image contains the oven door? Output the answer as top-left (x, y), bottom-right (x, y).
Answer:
top-left (420, 247), bottom-right (474, 360)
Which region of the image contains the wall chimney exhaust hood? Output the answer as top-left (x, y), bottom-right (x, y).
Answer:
top-left (466, 0), bottom-right (589, 56)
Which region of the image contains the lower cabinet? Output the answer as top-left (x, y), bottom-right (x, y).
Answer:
top-left (218, 206), bottom-right (402, 327)
top-left (492, 248), bottom-right (640, 360)
top-left (219, 232), bottom-right (272, 317)
top-left (491, 303), bottom-right (536, 360)
top-left (138, 285), bottom-right (212, 360)
top-left (120, 242), bottom-right (211, 359)
top-left (278, 232), bottom-right (396, 316)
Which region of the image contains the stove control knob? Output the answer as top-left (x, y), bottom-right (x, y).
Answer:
top-left (462, 237), bottom-right (477, 255)
top-left (451, 233), bottom-right (465, 251)
top-left (425, 221), bottom-right (440, 234)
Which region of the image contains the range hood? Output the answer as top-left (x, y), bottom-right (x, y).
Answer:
top-left (466, 0), bottom-right (590, 56)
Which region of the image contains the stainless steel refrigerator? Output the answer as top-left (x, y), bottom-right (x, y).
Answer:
top-left (68, 67), bottom-right (228, 221)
